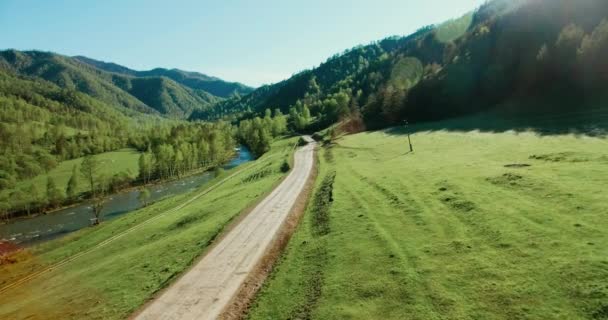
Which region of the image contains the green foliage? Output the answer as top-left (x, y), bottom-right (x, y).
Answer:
top-left (80, 155), bottom-right (100, 195)
top-left (46, 177), bottom-right (64, 208)
top-left (74, 56), bottom-right (253, 98)
top-left (280, 160), bottom-right (290, 173)
top-left (0, 66), bottom-right (237, 216)
top-left (137, 188), bottom-right (151, 207)
top-left (310, 171), bottom-right (335, 237)
top-left (200, 0), bottom-right (608, 132)
top-left (435, 12), bottom-right (474, 43)
top-left (66, 165), bottom-right (79, 200)
top-left (238, 111), bottom-right (288, 156)
top-left (0, 50), bottom-right (253, 119)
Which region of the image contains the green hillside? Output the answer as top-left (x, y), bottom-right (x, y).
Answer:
top-left (0, 65), bottom-right (239, 219)
top-left (0, 50), bottom-right (156, 115)
top-left (0, 50), bottom-right (251, 118)
top-left (74, 56), bottom-right (254, 98)
top-left (196, 0), bottom-right (608, 134)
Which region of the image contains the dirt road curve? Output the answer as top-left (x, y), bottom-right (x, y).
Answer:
top-left (133, 137), bottom-right (316, 320)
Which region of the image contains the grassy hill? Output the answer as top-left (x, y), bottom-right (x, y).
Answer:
top-left (249, 117), bottom-right (608, 319)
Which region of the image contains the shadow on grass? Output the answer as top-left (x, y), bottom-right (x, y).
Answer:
top-left (386, 107), bottom-right (608, 138)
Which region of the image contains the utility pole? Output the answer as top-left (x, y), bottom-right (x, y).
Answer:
top-left (404, 120), bottom-right (413, 153)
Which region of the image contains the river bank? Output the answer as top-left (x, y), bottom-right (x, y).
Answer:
top-left (0, 147), bottom-right (254, 244)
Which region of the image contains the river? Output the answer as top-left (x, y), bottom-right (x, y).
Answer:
top-left (0, 146), bottom-right (254, 245)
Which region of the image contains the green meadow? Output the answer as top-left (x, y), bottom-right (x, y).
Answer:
top-left (249, 124), bottom-right (608, 319)
top-left (1, 149), bottom-right (141, 202)
top-left (0, 138), bottom-right (297, 320)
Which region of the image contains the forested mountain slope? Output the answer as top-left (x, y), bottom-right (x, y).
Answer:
top-left (74, 56), bottom-right (254, 98)
top-left (0, 50), bottom-right (250, 118)
top-left (0, 65), bottom-right (238, 217)
top-left (197, 0), bottom-right (608, 132)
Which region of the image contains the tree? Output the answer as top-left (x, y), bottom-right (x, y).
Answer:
top-left (10, 189), bottom-right (27, 215)
top-left (271, 109), bottom-right (288, 136)
top-left (91, 174), bottom-right (109, 225)
top-left (0, 194), bottom-right (10, 222)
top-left (578, 19), bottom-right (608, 82)
top-left (138, 153), bottom-right (151, 184)
top-left (80, 155), bottom-right (99, 196)
top-left (175, 149), bottom-right (184, 177)
top-left (46, 176), bottom-right (64, 208)
top-left (66, 165), bottom-right (79, 200)
top-left (138, 188), bottom-right (151, 207)
top-left (27, 184), bottom-right (42, 215)
top-left (302, 105), bottom-right (312, 121)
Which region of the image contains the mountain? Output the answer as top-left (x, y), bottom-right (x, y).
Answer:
top-left (73, 56), bottom-right (254, 98)
top-left (196, 0), bottom-right (608, 132)
top-left (0, 50), bottom-right (157, 115)
top-left (0, 50), bottom-right (251, 118)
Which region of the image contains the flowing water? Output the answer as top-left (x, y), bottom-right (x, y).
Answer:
top-left (0, 147), bottom-right (254, 245)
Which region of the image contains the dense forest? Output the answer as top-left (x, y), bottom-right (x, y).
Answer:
top-left (194, 0), bottom-right (608, 132)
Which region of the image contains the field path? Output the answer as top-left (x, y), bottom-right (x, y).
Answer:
top-left (133, 137), bottom-right (316, 320)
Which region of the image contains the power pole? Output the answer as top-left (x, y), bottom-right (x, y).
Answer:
top-left (404, 120), bottom-right (413, 152)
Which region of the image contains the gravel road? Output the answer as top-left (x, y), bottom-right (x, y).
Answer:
top-left (133, 137), bottom-right (316, 320)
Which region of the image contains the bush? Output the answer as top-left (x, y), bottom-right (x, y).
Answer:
top-left (311, 132), bottom-right (324, 141)
top-left (298, 137), bottom-right (309, 146)
top-left (280, 160), bottom-right (291, 173)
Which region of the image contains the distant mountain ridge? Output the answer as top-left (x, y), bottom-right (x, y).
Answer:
top-left (73, 56), bottom-right (254, 98)
top-left (0, 50), bottom-right (253, 118)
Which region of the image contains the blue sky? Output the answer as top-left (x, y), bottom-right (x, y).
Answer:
top-left (0, 0), bottom-right (485, 87)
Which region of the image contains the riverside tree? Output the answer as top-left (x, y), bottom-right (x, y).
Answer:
top-left (238, 110), bottom-right (288, 157)
top-left (81, 155), bottom-right (99, 196)
top-left (46, 176), bottom-right (64, 208)
top-left (66, 165), bottom-right (79, 200)
top-left (138, 188), bottom-right (151, 207)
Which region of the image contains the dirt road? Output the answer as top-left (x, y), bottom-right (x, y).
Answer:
top-left (133, 137), bottom-right (316, 320)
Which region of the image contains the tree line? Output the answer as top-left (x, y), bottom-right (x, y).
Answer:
top-left (237, 109), bottom-right (287, 156)
top-left (0, 121), bottom-right (236, 222)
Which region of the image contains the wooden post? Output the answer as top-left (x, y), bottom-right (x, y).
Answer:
top-left (404, 120), bottom-right (413, 152)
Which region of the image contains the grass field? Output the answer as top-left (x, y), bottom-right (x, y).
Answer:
top-left (1, 149), bottom-right (141, 201)
top-left (249, 125), bottom-right (608, 319)
top-left (0, 138), bottom-right (297, 320)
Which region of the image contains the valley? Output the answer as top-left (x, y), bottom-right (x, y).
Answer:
top-left (1, 0), bottom-right (608, 319)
